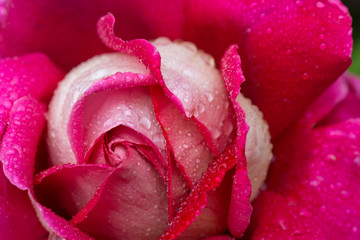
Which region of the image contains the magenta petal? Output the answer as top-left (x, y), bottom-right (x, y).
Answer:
top-left (0, 53), bottom-right (63, 136)
top-left (29, 190), bottom-right (93, 240)
top-left (0, 97), bottom-right (46, 190)
top-left (0, 163), bottom-right (47, 240)
top-left (184, 0), bottom-right (352, 137)
top-left (220, 45), bottom-right (251, 237)
top-left (249, 119), bottom-right (360, 239)
top-left (0, 0), bottom-right (184, 70)
top-left (318, 73), bottom-right (360, 125)
top-left (247, 191), bottom-right (325, 240)
top-left (0, 53), bottom-right (63, 102)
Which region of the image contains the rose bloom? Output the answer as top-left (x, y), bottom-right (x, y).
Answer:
top-left (0, 1), bottom-right (357, 240)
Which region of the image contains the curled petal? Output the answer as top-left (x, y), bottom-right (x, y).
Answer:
top-left (0, 97), bottom-right (46, 190)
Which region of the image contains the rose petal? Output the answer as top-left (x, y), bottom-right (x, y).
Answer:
top-left (151, 38), bottom-right (236, 155)
top-left (0, 162), bottom-right (47, 240)
top-left (248, 119), bottom-right (360, 239)
top-left (150, 86), bottom-right (214, 187)
top-left (0, 53), bottom-right (63, 136)
top-left (318, 73), bottom-right (360, 125)
top-left (246, 191), bottom-right (325, 240)
top-left (220, 45), bottom-right (252, 237)
top-left (236, 94), bottom-right (272, 200)
top-left (0, 0), bottom-right (184, 70)
top-left (184, 0), bottom-right (352, 137)
top-left (29, 189), bottom-right (93, 240)
top-left (0, 97), bottom-right (46, 190)
top-left (34, 164), bottom-right (113, 222)
top-left (47, 52), bottom-right (154, 165)
top-left (75, 147), bottom-right (169, 240)
top-left (158, 45), bottom-right (251, 240)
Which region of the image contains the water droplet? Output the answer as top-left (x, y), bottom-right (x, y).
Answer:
top-left (125, 75), bottom-right (132, 82)
top-left (295, 0), bottom-right (303, 6)
top-left (266, 28), bottom-right (272, 34)
top-left (279, 219), bottom-right (288, 230)
top-left (302, 73), bottom-right (309, 80)
top-left (319, 43), bottom-right (327, 50)
top-left (183, 144), bottom-right (189, 149)
top-left (139, 116), bottom-right (151, 129)
top-left (182, 82), bottom-right (190, 90)
top-left (183, 69), bottom-right (193, 78)
top-left (212, 129), bottom-right (221, 139)
top-left (3, 100), bottom-right (12, 109)
top-left (223, 120), bottom-right (233, 136)
top-left (316, 1), bottom-right (325, 8)
top-left (205, 92), bottom-right (214, 102)
top-left (340, 190), bottom-right (350, 198)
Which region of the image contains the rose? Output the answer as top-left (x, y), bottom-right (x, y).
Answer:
top-left (246, 73), bottom-right (360, 239)
top-left (0, 0), bottom-right (354, 239)
top-left (33, 14), bottom-right (273, 239)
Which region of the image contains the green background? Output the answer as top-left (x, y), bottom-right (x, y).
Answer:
top-left (343, 0), bottom-right (360, 74)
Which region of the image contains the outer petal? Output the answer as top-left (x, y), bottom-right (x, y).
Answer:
top-left (0, 53), bottom-right (63, 136)
top-left (247, 72), bottom-right (360, 240)
top-left (0, 162), bottom-right (47, 240)
top-left (184, 0), bottom-right (352, 136)
top-left (249, 120), bottom-right (360, 240)
top-left (32, 164), bottom-right (114, 240)
top-left (0, 97), bottom-right (46, 190)
top-left (0, 54), bottom-right (63, 239)
top-left (0, 0), bottom-right (184, 70)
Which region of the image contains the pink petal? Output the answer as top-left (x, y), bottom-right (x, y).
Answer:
top-left (150, 85), bottom-right (214, 187)
top-left (0, 0), bottom-right (184, 70)
top-left (34, 164), bottom-right (113, 223)
top-left (0, 53), bottom-right (63, 135)
top-left (29, 188), bottom-right (93, 240)
top-left (69, 77), bottom-right (163, 163)
top-left (184, 0), bottom-right (352, 137)
top-left (74, 148), bottom-right (169, 240)
top-left (220, 45), bottom-right (252, 237)
top-left (0, 97), bottom-right (46, 190)
top-left (159, 45), bottom-right (251, 240)
top-left (248, 119), bottom-right (360, 239)
top-left (246, 191), bottom-right (325, 240)
top-left (0, 163), bottom-right (47, 240)
top-left (47, 52), bottom-right (153, 165)
top-left (318, 73), bottom-right (360, 126)
top-left (151, 38), bottom-right (236, 155)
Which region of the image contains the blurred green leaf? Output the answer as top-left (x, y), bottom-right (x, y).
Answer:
top-left (350, 38), bottom-right (360, 75)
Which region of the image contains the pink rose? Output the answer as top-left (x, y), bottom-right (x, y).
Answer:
top-left (0, 0), bottom-right (354, 239)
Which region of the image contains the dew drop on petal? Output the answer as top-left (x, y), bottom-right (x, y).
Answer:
top-left (316, 1), bottom-right (325, 8)
top-left (139, 116), bottom-right (151, 129)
